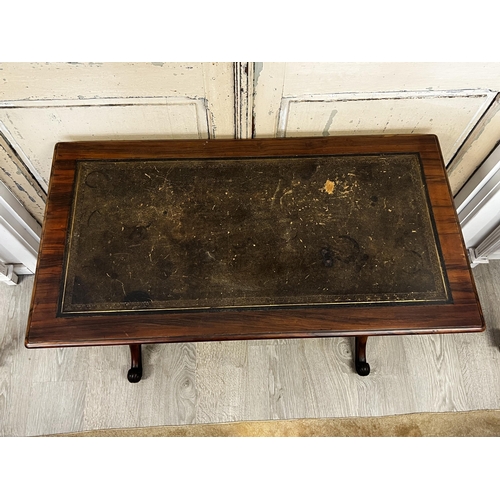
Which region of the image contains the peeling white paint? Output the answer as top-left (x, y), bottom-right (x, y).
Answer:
top-left (322, 109), bottom-right (337, 137)
top-left (277, 90), bottom-right (495, 164)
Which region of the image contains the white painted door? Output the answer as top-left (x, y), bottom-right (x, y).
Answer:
top-left (3, 61), bottom-right (500, 269)
top-left (0, 62), bottom-right (235, 224)
top-left (251, 62), bottom-right (500, 195)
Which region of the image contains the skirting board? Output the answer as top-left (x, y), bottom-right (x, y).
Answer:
top-left (455, 142), bottom-right (500, 266)
top-left (0, 180), bottom-right (41, 279)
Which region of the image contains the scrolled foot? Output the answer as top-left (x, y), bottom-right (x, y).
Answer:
top-left (355, 336), bottom-right (371, 376)
top-left (127, 367), bottom-right (143, 383)
top-left (127, 344), bottom-right (143, 383)
top-left (355, 361), bottom-right (370, 376)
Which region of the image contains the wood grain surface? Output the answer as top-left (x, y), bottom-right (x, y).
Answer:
top-left (25, 135), bottom-right (484, 349)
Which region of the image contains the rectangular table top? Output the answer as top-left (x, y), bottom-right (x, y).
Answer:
top-left (26, 135), bottom-right (484, 347)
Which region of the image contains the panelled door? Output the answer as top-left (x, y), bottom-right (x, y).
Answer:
top-left (0, 62), bottom-right (235, 224)
top-left (3, 62), bottom-right (500, 228)
top-left (250, 62), bottom-right (500, 195)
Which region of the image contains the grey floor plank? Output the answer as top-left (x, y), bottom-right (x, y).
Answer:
top-left (81, 342), bottom-right (198, 430)
top-left (195, 340), bottom-right (250, 423)
top-left (0, 275), bottom-right (34, 436)
top-left (1, 260), bottom-right (500, 436)
top-left (25, 380), bottom-right (86, 436)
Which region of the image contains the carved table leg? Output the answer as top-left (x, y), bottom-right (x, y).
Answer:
top-left (355, 336), bottom-right (371, 376)
top-left (127, 344), bottom-right (143, 383)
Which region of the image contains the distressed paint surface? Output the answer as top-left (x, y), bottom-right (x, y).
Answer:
top-left (0, 62), bottom-right (235, 217)
top-left (0, 99), bottom-right (208, 187)
top-left (282, 94), bottom-right (492, 165)
top-left (0, 62), bottom-right (213, 101)
top-left (253, 63), bottom-right (500, 195)
top-left (447, 95), bottom-right (500, 194)
top-left (253, 62), bottom-right (287, 137)
top-left (0, 135), bottom-right (45, 223)
top-left (202, 62), bottom-right (235, 138)
top-left (282, 63), bottom-right (500, 95)
top-left (254, 63), bottom-right (500, 138)
top-left (1, 62), bottom-right (500, 220)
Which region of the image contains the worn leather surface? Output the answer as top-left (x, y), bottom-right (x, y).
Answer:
top-left (61, 154), bottom-right (450, 314)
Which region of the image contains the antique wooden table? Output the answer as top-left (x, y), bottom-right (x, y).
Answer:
top-left (25, 135), bottom-right (485, 382)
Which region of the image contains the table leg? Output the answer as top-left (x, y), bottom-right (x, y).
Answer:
top-left (355, 336), bottom-right (370, 376)
top-left (127, 344), bottom-right (143, 383)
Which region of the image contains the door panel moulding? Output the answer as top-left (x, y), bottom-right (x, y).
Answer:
top-left (276, 90), bottom-right (496, 166)
top-left (280, 88), bottom-right (494, 104)
top-left (0, 96), bottom-right (209, 108)
top-left (0, 132), bottom-right (46, 224)
top-left (0, 180), bottom-right (41, 280)
top-left (455, 141), bottom-right (500, 267)
top-left (0, 96), bottom-right (213, 193)
top-left (0, 125), bottom-right (49, 196)
top-left (446, 93), bottom-right (500, 194)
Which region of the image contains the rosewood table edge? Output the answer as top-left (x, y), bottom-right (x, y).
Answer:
top-left (52, 134), bottom-right (441, 160)
top-left (25, 323), bottom-right (486, 349)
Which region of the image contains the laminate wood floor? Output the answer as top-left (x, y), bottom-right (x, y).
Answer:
top-left (1, 262), bottom-right (500, 436)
